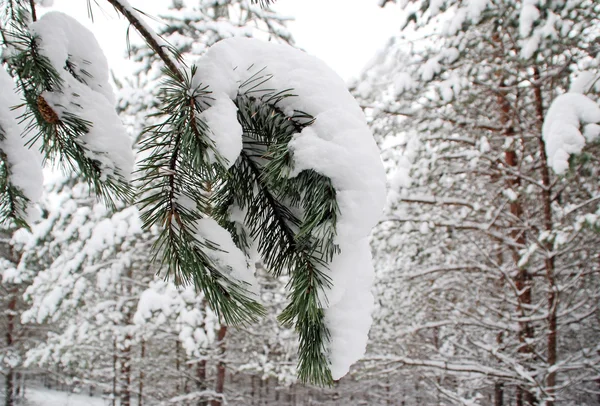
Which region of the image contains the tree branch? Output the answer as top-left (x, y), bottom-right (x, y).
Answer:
top-left (29, 0), bottom-right (37, 21)
top-left (105, 0), bottom-right (184, 81)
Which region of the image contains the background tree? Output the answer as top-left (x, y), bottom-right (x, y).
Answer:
top-left (360, 0), bottom-right (600, 404)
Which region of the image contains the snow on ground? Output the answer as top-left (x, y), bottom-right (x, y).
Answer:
top-left (3, 387), bottom-right (109, 406)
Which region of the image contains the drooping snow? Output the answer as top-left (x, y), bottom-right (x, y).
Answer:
top-left (193, 37), bottom-right (387, 379)
top-left (542, 93), bottom-right (600, 174)
top-left (31, 12), bottom-right (134, 182)
top-left (0, 67), bottom-right (44, 222)
top-left (193, 217), bottom-right (259, 296)
top-left (199, 95), bottom-right (243, 168)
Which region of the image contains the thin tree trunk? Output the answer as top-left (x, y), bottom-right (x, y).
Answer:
top-left (120, 342), bottom-right (131, 406)
top-left (496, 72), bottom-right (536, 405)
top-left (112, 338), bottom-right (118, 406)
top-left (176, 339), bottom-right (181, 393)
top-left (495, 332), bottom-right (504, 406)
top-left (4, 289), bottom-right (16, 406)
top-left (533, 66), bottom-right (558, 406)
top-left (120, 266), bottom-right (133, 406)
top-left (210, 325), bottom-right (227, 406)
top-left (196, 357), bottom-right (207, 406)
top-left (138, 340), bottom-right (145, 406)
top-left (197, 299), bottom-right (208, 406)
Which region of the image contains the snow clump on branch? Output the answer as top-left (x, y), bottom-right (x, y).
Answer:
top-left (194, 37), bottom-right (387, 379)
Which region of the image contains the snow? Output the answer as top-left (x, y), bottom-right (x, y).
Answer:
top-left (390, 156), bottom-right (412, 191)
top-left (34, 0), bottom-right (54, 6)
top-left (542, 93), bottom-right (600, 174)
top-left (503, 188), bottom-right (517, 202)
top-left (0, 68), bottom-right (44, 222)
top-left (199, 95), bottom-right (243, 168)
top-left (583, 123), bottom-right (600, 142)
top-left (570, 71), bottom-right (599, 94)
top-left (466, 0), bottom-right (489, 23)
top-left (420, 56), bottom-right (442, 82)
top-left (21, 387), bottom-right (105, 406)
top-left (134, 280), bottom-right (218, 356)
top-left (193, 37), bottom-right (387, 379)
top-left (193, 217), bottom-right (259, 296)
top-left (393, 72), bottom-right (415, 96)
top-left (31, 12), bottom-right (134, 183)
top-left (519, 0), bottom-right (540, 38)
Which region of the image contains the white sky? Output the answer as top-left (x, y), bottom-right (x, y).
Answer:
top-left (42, 0), bottom-right (401, 81)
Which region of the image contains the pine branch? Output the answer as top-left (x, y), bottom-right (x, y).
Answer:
top-left (0, 129), bottom-right (30, 229)
top-left (2, 4), bottom-right (132, 206)
top-left (251, 0), bottom-right (276, 7)
top-left (105, 0), bottom-right (184, 81)
top-left (211, 87), bottom-right (340, 386)
top-left (27, 0), bottom-right (35, 21)
top-left (137, 67), bottom-right (264, 326)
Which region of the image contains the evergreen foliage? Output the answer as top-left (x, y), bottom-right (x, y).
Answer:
top-left (0, 0), bottom-right (380, 387)
top-left (2, 2), bottom-right (132, 207)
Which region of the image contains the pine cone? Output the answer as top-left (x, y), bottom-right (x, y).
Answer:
top-left (37, 95), bottom-right (60, 124)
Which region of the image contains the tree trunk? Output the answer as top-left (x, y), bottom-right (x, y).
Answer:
top-left (120, 266), bottom-right (134, 406)
top-left (4, 371), bottom-right (13, 406)
top-left (5, 290), bottom-right (16, 406)
top-left (496, 73), bottom-right (536, 405)
top-left (196, 357), bottom-right (207, 406)
top-left (120, 342), bottom-right (131, 406)
top-left (210, 325), bottom-right (227, 406)
top-left (495, 332), bottom-right (504, 406)
top-left (138, 340), bottom-right (145, 406)
top-left (533, 66), bottom-right (558, 406)
top-left (176, 339), bottom-right (181, 393)
top-left (112, 338), bottom-right (118, 406)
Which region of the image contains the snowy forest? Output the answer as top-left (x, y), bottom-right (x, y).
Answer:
top-left (1, 0), bottom-right (600, 405)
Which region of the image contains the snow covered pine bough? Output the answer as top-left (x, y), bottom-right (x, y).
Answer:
top-left (0, 0), bottom-right (386, 385)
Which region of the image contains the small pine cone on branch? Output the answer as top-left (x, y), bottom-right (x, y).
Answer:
top-left (37, 95), bottom-right (60, 124)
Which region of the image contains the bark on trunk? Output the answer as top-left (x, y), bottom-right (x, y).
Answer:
top-left (4, 289), bottom-right (16, 406)
top-left (196, 357), bottom-right (207, 406)
top-left (120, 342), bottom-right (131, 406)
top-left (138, 340), bottom-right (145, 406)
top-left (112, 339), bottom-right (117, 406)
top-left (497, 75), bottom-right (536, 405)
top-left (495, 332), bottom-right (504, 406)
top-left (533, 66), bottom-right (558, 406)
top-left (210, 325), bottom-right (227, 406)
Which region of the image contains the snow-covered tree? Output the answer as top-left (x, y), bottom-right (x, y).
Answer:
top-left (20, 174), bottom-right (153, 405)
top-left (0, 225), bottom-right (42, 406)
top-left (361, 0), bottom-right (600, 404)
top-left (0, 0), bottom-right (386, 386)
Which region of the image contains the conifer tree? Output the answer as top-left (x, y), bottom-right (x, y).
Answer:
top-left (362, 0), bottom-right (600, 403)
top-left (0, 0), bottom-right (386, 386)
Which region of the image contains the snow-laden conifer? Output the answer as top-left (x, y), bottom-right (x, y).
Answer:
top-left (0, 0), bottom-right (385, 385)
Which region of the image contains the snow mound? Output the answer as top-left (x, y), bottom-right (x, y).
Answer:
top-left (543, 93), bottom-right (600, 174)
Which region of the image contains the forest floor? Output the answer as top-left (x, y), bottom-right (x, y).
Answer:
top-left (2, 388), bottom-right (110, 405)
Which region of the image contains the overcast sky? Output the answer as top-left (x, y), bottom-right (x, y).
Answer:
top-left (42, 0), bottom-right (401, 81)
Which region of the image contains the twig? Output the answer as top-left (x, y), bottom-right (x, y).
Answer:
top-left (105, 0), bottom-right (183, 81)
top-left (29, 0), bottom-right (37, 21)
